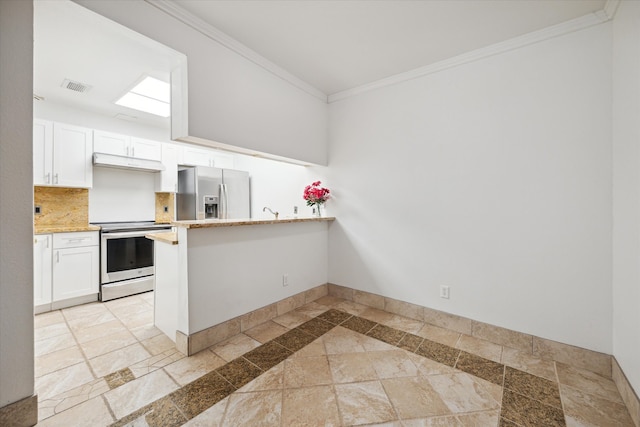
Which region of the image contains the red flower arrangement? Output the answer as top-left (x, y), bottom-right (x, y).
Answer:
top-left (303, 181), bottom-right (330, 207)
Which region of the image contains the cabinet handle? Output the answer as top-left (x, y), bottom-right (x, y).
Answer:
top-left (131, 147), bottom-right (135, 157)
top-left (54, 173), bottom-right (59, 184)
top-left (66, 238), bottom-right (87, 243)
top-left (56, 251), bottom-right (60, 263)
top-left (46, 236), bottom-right (49, 249)
top-left (45, 173), bottom-right (50, 184)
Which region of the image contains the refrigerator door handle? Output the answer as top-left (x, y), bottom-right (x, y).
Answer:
top-left (219, 183), bottom-right (228, 219)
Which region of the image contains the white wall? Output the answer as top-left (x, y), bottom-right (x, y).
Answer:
top-left (233, 155), bottom-right (328, 219)
top-left (182, 222), bottom-right (329, 333)
top-left (75, 0), bottom-right (328, 166)
top-left (0, 0), bottom-right (34, 408)
top-left (612, 0), bottom-right (640, 393)
top-left (90, 168), bottom-right (156, 222)
top-left (328, 23), bottom-right (613, 353)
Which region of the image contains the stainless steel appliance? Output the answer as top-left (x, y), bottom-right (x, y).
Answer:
top-left (177, 166), bottom-right (250, 220)
top-left (94, 221), bottom-right (172, 301)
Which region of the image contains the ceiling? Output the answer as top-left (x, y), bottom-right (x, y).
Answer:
top-left (173, 0), bottom-right (606, 96)
top-left (34, 0), bottom-right (607, 129)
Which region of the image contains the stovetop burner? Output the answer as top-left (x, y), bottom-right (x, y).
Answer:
top-left (92, 221), bottom-right (172, 233)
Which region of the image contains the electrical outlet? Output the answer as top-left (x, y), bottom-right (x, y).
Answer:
top-left (282, 274), bottom-right (289, 287)
top-left (163, 206), bottom-right (169, 213)
top-left (440, 285), bottom-right (450, 299)
top-left (34, 205), bottom-right (41, 215)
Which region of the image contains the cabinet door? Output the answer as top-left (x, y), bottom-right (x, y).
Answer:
top-left (53, 123), bottom-right (93, 188)
top-left (131, 137), bottom-right (162, 161)
top-left (52, 246), bottom-right (99, 301)
top-left (156, 143), bottom-right (178, 192)
top-left (34, 235), bottom-right (52, 306)
top-left (211, 152), bottom-right (235, 169)
top-left (180, 146), bottom-right (214, 167)
top-left (93, 130), bottom-right (130, 156)
top-left (33, 120), bottom-right (53, 186)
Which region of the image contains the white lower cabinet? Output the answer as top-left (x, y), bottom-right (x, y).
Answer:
top-left (35, 231), bottom-right (99, 313)
top-left (34, 234), bottom-right (52, 311)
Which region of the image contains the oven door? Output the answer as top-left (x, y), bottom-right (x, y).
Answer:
top-left (101, 230), bottom-right (156, 284)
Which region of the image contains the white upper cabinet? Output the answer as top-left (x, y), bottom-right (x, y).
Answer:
top-left (94, 130), bottom-right (162, 161)
top-left (33, 119), bottom-right (53, 186)
top-left (179, 145), bottom-right (216, 167)
top-left (34, 120), bottom-right (93, 188)
top-left (156, 143), bottom-right (178, 192)
top-left (130, 137), bottom-right (162, 161)
top-left (93, 130), bottom-right (130, 156)
top-left (211, 152), bottom-right (235, 169)
top-left (53, 123), bottom-right (93, 188)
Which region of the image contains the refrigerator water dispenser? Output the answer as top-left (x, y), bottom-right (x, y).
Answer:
top-left (204, 195), bottom-right (219, 219)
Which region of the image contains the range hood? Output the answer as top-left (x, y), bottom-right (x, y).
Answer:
top-left (93, 152), bottom-right (165, 172)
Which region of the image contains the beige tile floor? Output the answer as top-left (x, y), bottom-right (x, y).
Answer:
top-left (33, 292), bottom-right (636, 426)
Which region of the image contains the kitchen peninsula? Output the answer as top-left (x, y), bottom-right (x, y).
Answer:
top-left (148, 216), bottom-right (334, 355)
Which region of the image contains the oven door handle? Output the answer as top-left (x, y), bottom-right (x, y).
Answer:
top-left (102, 231), bottom-right (163, 239)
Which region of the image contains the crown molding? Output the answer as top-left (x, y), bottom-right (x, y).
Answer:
top-left (603, 0), bottom-right (621, 20)
top-left (328, 9), bottom-right (614, 103)
top-left (145, 0), bottom-right (328, 103)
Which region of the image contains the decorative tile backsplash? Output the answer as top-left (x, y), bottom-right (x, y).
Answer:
top-left (155, 193), bottom-right (175, 224)
top-left (34, 186), bottom-right (89, 227)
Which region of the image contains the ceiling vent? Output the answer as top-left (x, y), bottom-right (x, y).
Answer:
top-left (61, 79), bottom-right (92, 93)
top-left (114, 113), bottom-right (138, 122)
top-left (33, 94), bottom-right (45, 101)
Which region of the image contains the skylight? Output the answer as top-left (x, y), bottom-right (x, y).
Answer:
top-left (116, 76), bottom-right (170, 117)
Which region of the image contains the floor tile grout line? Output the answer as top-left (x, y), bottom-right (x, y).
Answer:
top-left (554, 360), bottom-right (570, 425)
top-left (164, 392), bottom-right (190, 425)
top-left (100, 394), bottom-right (118, 425)
top-left (59, 306), bottom-right (100, 380)
top-left (161, 365), bottom-right (183, 390)
top-left (378, 376), bottom-right (404, 423)
top-left (329, 383), bottom-right (347, 426)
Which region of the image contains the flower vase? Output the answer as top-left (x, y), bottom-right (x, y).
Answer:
top-left (314, 204), bottom-right (322, 217)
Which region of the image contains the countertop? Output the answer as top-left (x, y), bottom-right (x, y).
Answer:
top-left (172, 216), bottom-right (335, 229)
top-left (145, 232), bottom-right (178, 245)
top-left (35, 224), bottom-right (101, 234)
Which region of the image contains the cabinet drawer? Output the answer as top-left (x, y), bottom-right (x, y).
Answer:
top-left (53, 231), bottom-right (99, 249)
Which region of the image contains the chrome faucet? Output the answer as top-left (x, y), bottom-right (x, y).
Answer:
top-left (263, 207), bottom-right (279, 219)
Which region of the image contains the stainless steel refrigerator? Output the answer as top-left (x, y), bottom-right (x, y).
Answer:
top-left (177, 166), bottom-right (251, 220)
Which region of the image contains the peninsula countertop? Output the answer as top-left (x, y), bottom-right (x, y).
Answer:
top-left (171, 216), bottom-right (335, 229)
